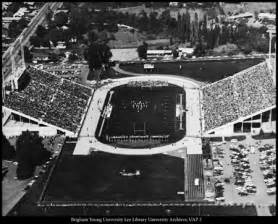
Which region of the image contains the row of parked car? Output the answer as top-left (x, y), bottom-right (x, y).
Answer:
top-left (259, 144), bottom-right (276, 195)
top-left (229, 144), bottom-right (257, 196)
top-left (214, 180), bottom-right (225, 202)
top-left (212, 146), bottom-right (225, 176)
top-left (23, 155), bottom-right (55, 191)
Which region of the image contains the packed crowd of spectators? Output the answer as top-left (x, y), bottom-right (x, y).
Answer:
top-left (127, 80), bottom-right (169, 88)
top-left (202, 61), bottom-right (276, 131)
top-left (32, 63), bottom-right (84, 82)
top-left (4, 66), bottom-right (92, 133)
top-left (33, 63), bottom-right (85, 71)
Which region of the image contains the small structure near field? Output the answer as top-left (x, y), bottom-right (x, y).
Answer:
top-left (143, 63), bottom-right (155, 72)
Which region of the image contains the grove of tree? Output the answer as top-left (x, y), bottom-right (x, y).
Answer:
top-left (15, 131), bottom-right (51, 180)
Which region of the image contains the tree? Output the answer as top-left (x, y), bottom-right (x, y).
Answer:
top-left (193, 12), bottom-right (199, 43)
top-left (24, 46), bottom-right (33, 63)
top-left (177, 13), bottom-right (182, 41)
top-left (29, 35), bottom-right (41, 47)
top-left (69, 7), bottom-right (88, 39)
top-left (168, 18), bottom-right (178, 37)
top-left (16, 131), bottom-right (51, 179)
top-left (54, 11), bottom-right (68, 27)
top-left (48, 52), bottom-right (60, 62)
top-left (194, 38), bottom-right (206, 56)
top-left (172, 49), bottom-right (179, 58)
top-left (8, 20), bottom-right (20, 38)
top-left (185, 9), bottom-right (191, 42)
top-left (160, 9), bottom-right (171, 27)
top-left (202, 139), bottom-right (211, 160)
top-left (138, 10), bottom-right (149, 32)
top-left (137, 42), bottom-right (148, 60)
top-left (84, 42), bottom-right (112, 80)
top-left (179, 13), bottom-right (186, 42)
top-left (68, 52), bottom-right (78, 62)
top-left (2, 134), bottom-right (16, 160)
top-left (36, 25), bottom-right (47, 39)
top-left (213, 24), bottom-right (221, 48)
top-left (46, 8), bottom-right (53, 24)
top-left (242, 43), bottom-right (252, 54)
top-left (7, 2), bottom-right (24, 14)
top-left (149, 11), bottom-right (161, 34)
top-left (48, 27), bottom-right (61, 46)
top-left (17, 18), bottom-right (29, 29)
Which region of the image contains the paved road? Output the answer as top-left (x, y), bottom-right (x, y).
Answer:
top-left (2, 2), bottom-right (63, 81)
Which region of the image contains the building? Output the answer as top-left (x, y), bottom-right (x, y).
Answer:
top-left (178, 48), bottom-right (194, 57)
top-left (258, 13), bottom-right (276, 21)
top-left (227, 12), bottom-right (253, 21)
top-left (147, 50), bottom-right (173, 59)
top-left (169, 2), bottom-right (179, 7)
top-left (117, 24), bottom-right (137, 32)
top-left (143, 63), bottom-right (155, 72)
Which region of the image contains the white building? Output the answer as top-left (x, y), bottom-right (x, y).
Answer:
top-left (178, 48), bottom-right (194, 57)
top-left (117, 24), bottom-right (137, 32)
top-left (258, 13), bottom-right (276, 21)
top-left (147, 50), bottom-right (172, 59)
top-left (227, 12), bottom-right (253, 21)
top-left (169, 2), bottom-right (179, 7)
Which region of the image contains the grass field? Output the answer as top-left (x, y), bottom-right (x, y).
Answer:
top-left (41, 153), bottom-right (184, 203)
top-left (119, 58), bottom-right (264, 83)
top-left (96, 84), bottom-right (186, 147)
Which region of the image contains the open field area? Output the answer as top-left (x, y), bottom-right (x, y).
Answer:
top-left (41, 152), bottom-right (184, 203)
top-left (119, 58), bottom-right (264, 83)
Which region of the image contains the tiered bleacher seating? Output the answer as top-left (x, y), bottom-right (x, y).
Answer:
top-left (185, 154), bottom-right (205, 201)
top-left (3, 66), bottom-right (92, 133)
top-left (202, 61), bottom-right (276, 131)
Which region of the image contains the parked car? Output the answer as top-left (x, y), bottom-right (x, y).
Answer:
top-left (238, 191), bottom-right (248, 196)
top-left (235, 179), bottom-right (245, 186)
top-left (215, 197), bottom-right (225, 202)
top-left (247, 188), bottom-right (257, 193)
top-left (267, 188), bottom-right (276, 195)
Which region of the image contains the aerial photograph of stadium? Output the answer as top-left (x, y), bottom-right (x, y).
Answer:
top-left (2, 1), bottom-right (276, 219)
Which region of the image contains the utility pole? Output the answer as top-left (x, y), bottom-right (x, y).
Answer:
top-left (267, 27), bottom-right (276, 86)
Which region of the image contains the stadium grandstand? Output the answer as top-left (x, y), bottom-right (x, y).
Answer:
top-left (2, 66), bottom-right (93, 137)
top-left (202, 60), bottom-right (276, 135)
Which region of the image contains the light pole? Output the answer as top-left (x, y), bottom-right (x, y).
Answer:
top-left (20, 36), bottom-right (26, 70)
top-left (267, 27), bottom-right (276, 86)
top-left (267, 28), bottom-right (276, 61)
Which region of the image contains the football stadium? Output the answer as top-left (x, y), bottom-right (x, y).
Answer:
top-left (2, 23), bottom-right (276, 214)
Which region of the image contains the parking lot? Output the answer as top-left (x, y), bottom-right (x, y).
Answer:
top-left (210, 136), bottom-right (276, 205)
